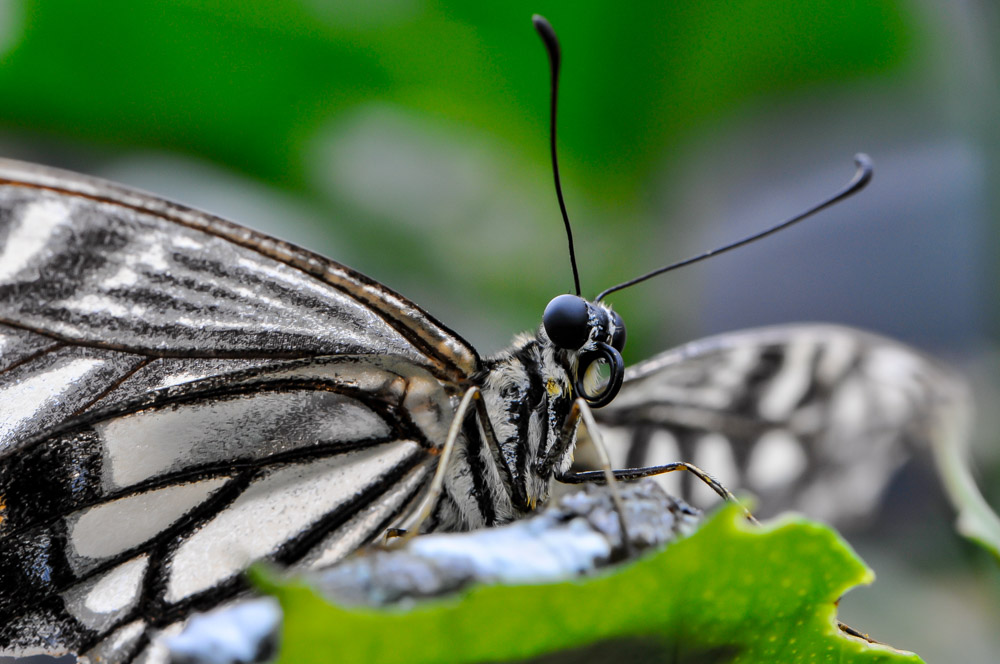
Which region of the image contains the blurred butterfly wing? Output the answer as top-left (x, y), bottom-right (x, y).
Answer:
top-left (0, 159), bottom-right (475, 660)
top-left (589, 324), bottom-right (965, 523)
top-left (0, 157), bottom-right (479, 455)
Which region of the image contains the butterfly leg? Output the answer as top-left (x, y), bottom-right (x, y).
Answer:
top-left (470, 393), bottom-right (531, 511)
top-left (393, 385), bottom-right (524, 542)
top-left (561, 463), bottom-right (758, 524)
top-left (391, 386), bottom-right (479, 542)
top-left (547, 398), bottom-right (633, 556)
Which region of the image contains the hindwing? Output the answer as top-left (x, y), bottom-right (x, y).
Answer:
top-left (589, 324), bottom-right (965, 524)
top-left (0, 355), bottom-right (451, 660)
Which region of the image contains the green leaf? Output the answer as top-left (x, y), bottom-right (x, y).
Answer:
top-left (259, 504), bottom-right (923, 663)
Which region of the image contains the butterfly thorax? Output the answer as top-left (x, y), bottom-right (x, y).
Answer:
top-left (428, 329), bottom-right (579, 531)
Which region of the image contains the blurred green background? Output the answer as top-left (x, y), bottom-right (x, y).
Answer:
top-left (0, 1), bottom-right (997, 661)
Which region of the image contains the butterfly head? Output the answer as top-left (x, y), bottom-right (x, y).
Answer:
top-left (542, 294), bottom-right (626, 408)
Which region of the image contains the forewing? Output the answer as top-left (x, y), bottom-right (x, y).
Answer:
top-left (0, 159), bottom-right (474, 660)
top-left (588, 324), bottom-right (967, 524)
top-left (0, 354), bottom-right (450, 662)
top-left (0, 158), bottom-right (478, 455)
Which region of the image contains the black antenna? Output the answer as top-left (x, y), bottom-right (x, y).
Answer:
top-left (595, 154), bottom-right (873, 301)
top-left (533, 14), bottom-right (581, 297)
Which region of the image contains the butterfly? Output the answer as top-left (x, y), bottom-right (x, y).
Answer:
top-left (0, 15), bottom-right (962, 664)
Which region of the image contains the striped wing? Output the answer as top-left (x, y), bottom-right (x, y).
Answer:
top-left (590, 324), bottom-right (966, 524)
top-left (0, 159), bottom-right (476, 661)
top-left (0, 157), bottom-right (478, 456)
top-left (0, 356), bottom-right (448, 661)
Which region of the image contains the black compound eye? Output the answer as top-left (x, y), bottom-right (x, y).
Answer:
top-left (610, 310), bottom-right (626, 352)
top-left (543, 294), bottom-right (590, 350)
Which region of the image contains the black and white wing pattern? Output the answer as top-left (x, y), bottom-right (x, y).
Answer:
top-left (0, 156), bottom-right (962, 663)
top-left (0, 158), bottom-right (479, 661)
top-left (590, 324), bottom-right (966, 524)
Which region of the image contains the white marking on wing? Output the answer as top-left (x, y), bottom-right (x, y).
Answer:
top-left (816, 333), bottom-right (857, 384)
top-left (154, 371), bottom-right (207, 389)
top-left (746, 430), bottom-right (807, 490)
top-left (109, 620), bottom-right (146, 652)
top-left (868, 345), bottom-right (924, 386)
top-left (693, 433), bottom-right (737, 505)
top-left (67, 478), bottom-right (229, 560)
top-left (171, 234), bottom-right (203, 251)
top-left (645, 429), bottom-right (681, 496)
top-left (0, 199), bottom-right (70, 280)
top-left (138, 241), bottom-right (170, 272)
top-left (87, 619), bottom-right (147, 663)
top-left (614, 380), bottom-right (733, 411)
top-left (84, 556), bottom-right (149, 615)
top-left (829, 378), bottom-right (869, 446)
top-left (758, 340), bottom-right (815, 421)
top-left (98, 391), bottom-right (391, 489)
top-left (165, 442), bottom-right (420, 602)
top-left (102, 265), bottom-right (140, 289)
top-left (712, 346), bottom-right (760, 389)
top-left (171, 314), bottom-right (319, 338)
top-left (56, 293), bottom-right (132, 318)
top-left (799, 455), bottom-right (897, 523)
top-left (306, 464), bottom-right (430, 569)
top-left (0, 357), bottom-right (105, 448)
top-left (598, 427), bottom-right (630, 468)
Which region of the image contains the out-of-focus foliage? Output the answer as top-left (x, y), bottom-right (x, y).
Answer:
top-left (259, 505), bottom-right (923, 664)
top-left (0, 2), bottom-right (912, 192)
top-left (0, 0), bottom-right (917, 359)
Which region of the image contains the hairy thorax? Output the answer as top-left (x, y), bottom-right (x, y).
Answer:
top-left (430, 331), bottom-right (578, 532)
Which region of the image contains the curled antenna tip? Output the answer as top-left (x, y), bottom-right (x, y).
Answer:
top-left (594, 152), bottom-right (876, 302)
top-left (533, 13), bottom-right (580, 296)
top-left (532, 15), bottom-right (559, 57)
top-left (853, 153), bottom-right (874, 188)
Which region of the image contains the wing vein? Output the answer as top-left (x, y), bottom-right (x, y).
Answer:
top-left (0, 176), bottom-right (478, 379)
top-left (0, 339), bottom-right (64, 378)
